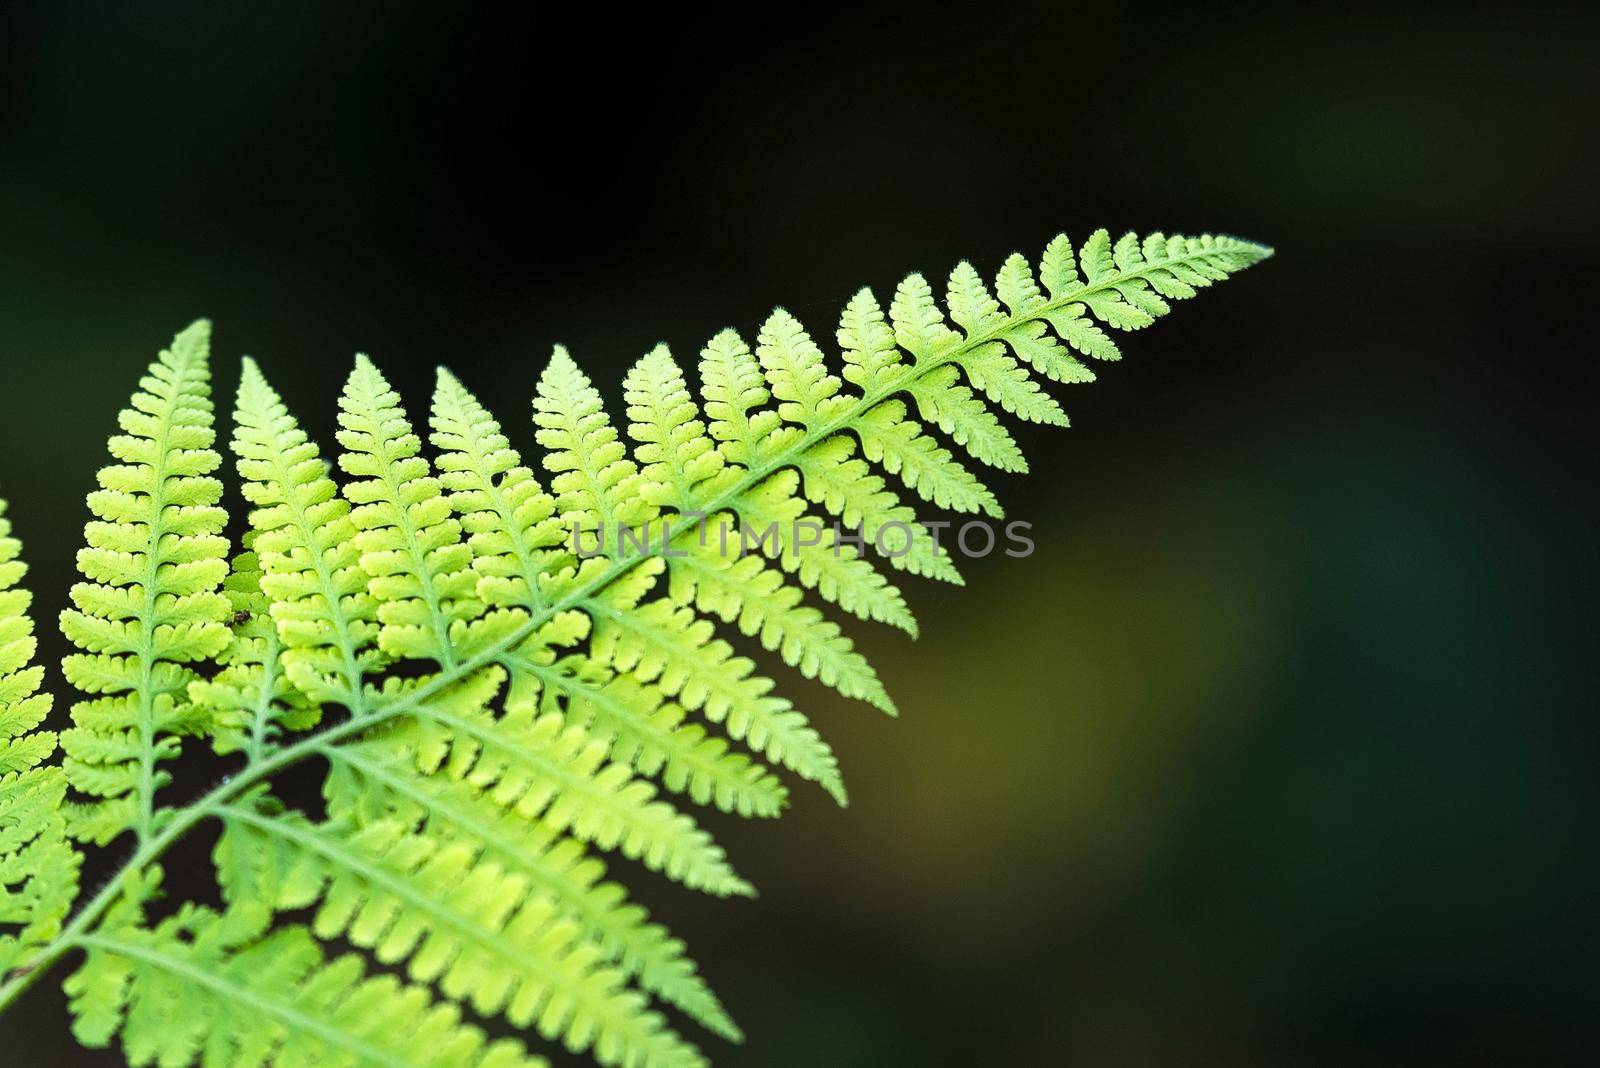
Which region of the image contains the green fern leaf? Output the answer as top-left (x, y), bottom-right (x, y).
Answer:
top-left (586, 586), bottom-right (845, 803)
top-left (888, 273), bottom-right (962, 359)
top-left (58, 321), bottom-right (231, 845)
top-left (699, 330), bottom-right (778, 469)
top-left (729, 479), bottom-right (918, 634)
top-left (0, 227), bottom-right (1268, 1068)
top-left (508, 652), bottom-right (789, 819)
top-left (0, 496), bottom-right (81, 977)
top-left (663, 539), bottom-right (896, 714)
top-left (372, 665), bottom-right (751, 894)
top-left (69, 903), bottom-right (548, 1068)
top-left (907, 364), bottom-right (1029, 473)
top-left (190, 548), bottom-right (321, 760)
top-left (534, 347), bottom-right (650, 544)
top-left (430, 369), bottom-right (568, 611)
top-left (339, 356), bottom-right (480, 666)
top-left (754, 309), bottom-right (852, 430)
top-left (792, 434), bottom-right (963, 583)
top-left (320, 735), bottom-right (742, 1039)
top-left (234, 356), bottom-right (382, 705)
top-left (623, 345), bottom-right (727, 513)
top-left (212, 802), bottom-right (706, 1068)
top-left (851, 398), bottom-right (1002, 517)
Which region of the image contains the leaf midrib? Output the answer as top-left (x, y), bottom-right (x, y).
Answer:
top-left (132, 351), bottom-right (198, 845)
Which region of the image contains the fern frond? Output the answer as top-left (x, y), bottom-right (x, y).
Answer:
top-left (663, 539), bottom-right (896, 713)
top-left (233, 356), bottom-right (382, 705)
top-left (727, 479), bottom-right (918, 633)
top-left (754, 308), bottom-right (852, 431)
top-left (339, 356), bottom-right (480, 666)
top-left (625, 345), bottom-right (895, 714)
top-left (696, 330), bottom-right (919, 630)
top-left (3, 227), bottom-right (1266, 1068)
top-left (430, 369), bottom-right (568, 611)
top-left (357, 232), bottom-right (1263, 819)
top-left (430, 369), bottom-right (788, 817)
top-left (524, 656), bottom-right (789, 818)
top-left (320, 734), bottom-right (743, 1039)
top-left (905, 362), bottom-right (1028, 472)
top-left (190, 548), bottom-right (321, 760)
top-left (623, 345), bottom-right (726, 514)
top-left (698, 330), bottom-right (777, 469)
top-left (586, 583), bottom-right (844, 804)
top-left (370, 665), bottom-right (751, 894)
top-left (212, 803), bottom-right (706, 1068)
top-left (534, 347), bottom-right (651, 545)
top-left (58, 321), bottom-right (231, 845)
top-left (0, 496), bottom-right (81, 977)
top-left (850, 397), bottom-right (1002, 517)
top-left (69, 904), bottom-right (548, 1068)
top-left (792, 434), bottom-right (962, 583)
top-left (234, 359), bottom-right (763, 1046)
top-left (0, 502), bottom-right (55, 780)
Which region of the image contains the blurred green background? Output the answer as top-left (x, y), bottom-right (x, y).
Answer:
top-left (1, 3), bottom-right (1595, 1065)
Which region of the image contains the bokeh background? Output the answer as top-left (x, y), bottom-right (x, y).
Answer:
top-left (2, 3), bottom-right (1596, 1065)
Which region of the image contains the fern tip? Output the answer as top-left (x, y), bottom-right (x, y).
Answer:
top-left (166, 319), bottom-right (213, 364)
top-left (1226, 236), bottom-right (1275, 260)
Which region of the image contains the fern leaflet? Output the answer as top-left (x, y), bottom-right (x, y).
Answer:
top-left (0, 496), bottom-right (81, 979)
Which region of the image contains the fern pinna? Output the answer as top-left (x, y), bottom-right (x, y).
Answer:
top-left (0, 230), bottom-right (1269, 1066)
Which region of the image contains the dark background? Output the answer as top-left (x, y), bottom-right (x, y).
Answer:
top-left (2, 3), bottom-right (1596, 1065)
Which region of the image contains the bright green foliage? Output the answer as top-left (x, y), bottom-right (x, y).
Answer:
top-left (58, 321), bottom-right (232, 846)
top-left (0, 498), bottom-right (81, 977)
top-left (210, 799), bottom-right (706, 1068)
top-left (233, 357), bottom-right (382, 706)
top-left (623, 347), bottom-right (724, 516)
top-left (319, 726), bottom-right (743, 1038)
top-left (430, 369), bottom-right (568, 611)
top-left (339, 356), bottom-right (480, 666)
top-left (191, 548), bottom-right (321, 760)
top-left (587, 581), bottom-right (845, 804)
top-left (0, 229), bottom-right (1269, 1067)
top-left (68, 898), bottom-right (549, 1068)
top-left (534, 347), bottom-right (651, 545)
